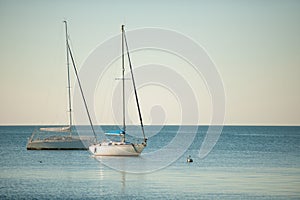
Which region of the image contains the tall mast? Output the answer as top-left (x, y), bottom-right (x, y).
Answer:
top-left (121, 25), bottom-right (126, 134)
top-left (64, 20), bottom-right (72, 131)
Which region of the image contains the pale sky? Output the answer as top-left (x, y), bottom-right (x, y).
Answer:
top-left (0, 0), bottom-right (299, 125)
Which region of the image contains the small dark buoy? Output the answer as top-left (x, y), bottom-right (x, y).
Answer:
top-left (39, 160), bottom-right (42, 163)
top-left (187, 155), bottom-right (193, 163)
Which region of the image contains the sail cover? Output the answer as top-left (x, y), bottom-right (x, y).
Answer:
top-left (40, 126), bottom-right (71, 132)
top-left (105, 130), bottom-right (124, 136)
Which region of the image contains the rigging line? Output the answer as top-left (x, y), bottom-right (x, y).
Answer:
top-left (131, 143), bottom-right (138, 153)
top-left (123, 27), bottom-right (146, 142)
top-left (63, 21), bottom-right (73, 132)
top-left (67, 43), bottom-right (98, 142)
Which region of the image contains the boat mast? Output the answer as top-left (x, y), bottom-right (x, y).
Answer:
top-left (121, 25), bottom-right (126, 136)
top-left (64, 20), bottom-right (72, 132)
top-left (123, 25), bottom-right (147, 143)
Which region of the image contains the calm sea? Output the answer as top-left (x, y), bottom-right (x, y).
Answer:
top-left (0, 126), bottom-right (299, 199)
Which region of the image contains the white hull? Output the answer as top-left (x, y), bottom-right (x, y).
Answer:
top-left (27, 136), bottom-right (94, 150)
top-left (89, 142), bottom-right (146, 156)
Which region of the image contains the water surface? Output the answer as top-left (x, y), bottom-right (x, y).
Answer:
top-left (0, 126), bottom-right (299, 199)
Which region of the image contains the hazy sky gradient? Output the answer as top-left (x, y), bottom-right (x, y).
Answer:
top-left (0, 0), bottom-right (299, 125)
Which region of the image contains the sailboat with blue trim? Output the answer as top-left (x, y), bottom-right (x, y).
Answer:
top-left (89, 25), bottom-right (147, 156)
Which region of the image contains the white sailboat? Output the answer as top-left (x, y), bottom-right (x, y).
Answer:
top-left (27, 21), bottom-right (96, 150)
top-left (89, 25), bottom-right (147, 156)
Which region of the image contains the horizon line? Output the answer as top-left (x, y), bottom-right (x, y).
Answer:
top-left (0, 124), bottom-right (299, 127)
